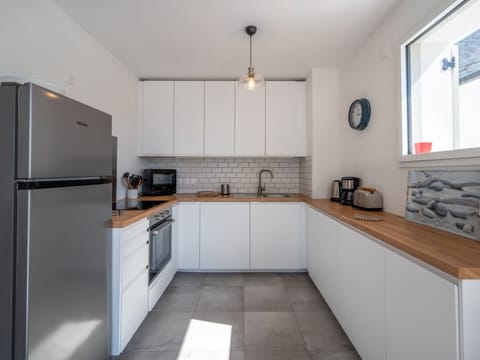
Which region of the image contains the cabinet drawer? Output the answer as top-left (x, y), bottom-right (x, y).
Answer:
top-left (123, 219), bottom-right (148, 243)
top-left (123, 246), bottom-right (147, 290)
top-left (123, 225), bottom-right (148, 259)
top-left (121, 270), bottom-right (148, 350)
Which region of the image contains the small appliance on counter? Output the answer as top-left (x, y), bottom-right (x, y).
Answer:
top-left (330, 180), bottom-right (342, 202)
top-left (340, 176), bottom-right (361, 205)
top-left (220, 183), bottom-right (231, 195)
top-left (142, 169), bottom-right (177, 195)
top-left (353, 187), bottom-right (383, 210)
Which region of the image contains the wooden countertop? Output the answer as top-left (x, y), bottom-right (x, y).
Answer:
top-left (305, 199), bottom-right (480, 280)
top-left (111, 193), bottom-right (307, 228)
top-left (111, 195), bottom-right (480, 279)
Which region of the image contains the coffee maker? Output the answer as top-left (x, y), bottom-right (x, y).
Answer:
top-left (340, 177), bottom-right (361, 205)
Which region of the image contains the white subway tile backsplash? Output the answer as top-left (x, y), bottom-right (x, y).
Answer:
top-left (144, 157), bottom-right (301, 194)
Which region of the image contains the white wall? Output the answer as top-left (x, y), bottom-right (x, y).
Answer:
top-left (338, 0), bottom-right (459, 215)
top-left (307, 68), bottom-right (341, 199)
top-left (0, 0), bottom-right (140, 199)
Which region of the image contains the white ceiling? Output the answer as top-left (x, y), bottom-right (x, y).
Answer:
top-left (54, 0), bottom-right (401, 80)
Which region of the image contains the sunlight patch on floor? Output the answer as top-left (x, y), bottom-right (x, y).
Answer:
top-left (177, 319), bottom-right (232, 359)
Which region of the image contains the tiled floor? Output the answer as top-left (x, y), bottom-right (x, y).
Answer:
top-left (115, 273), bottom-right (360, 360)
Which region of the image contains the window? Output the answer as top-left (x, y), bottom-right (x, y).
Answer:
top-left (404, 0), bottom-right (480, 156)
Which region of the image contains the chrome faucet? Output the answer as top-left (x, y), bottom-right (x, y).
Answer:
top-left (257, 169), bottom-right (274, 197)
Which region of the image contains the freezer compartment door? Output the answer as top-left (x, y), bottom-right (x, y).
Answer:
top-left (17, 83), bottom-right (112, 179)
top-left (15, 183), bottom-right (111, 360)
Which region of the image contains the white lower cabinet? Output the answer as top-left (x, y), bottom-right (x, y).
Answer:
top-left (251, 203), bottom-right (305, 269)
top-left (177, 202), bottom-right (200, 270)
top-left (337, 225), bottom-right (386, 360)
top-left (307, 207), bottom-right (338, 311)
top-left (307, 206), bottom-right (461, 360)
top-left (385, 248), bottom-right (459, 360)
top-left (200, 203), bottom-right (250, 270)
top-left (121, 270), bottom-right (148, 349)
top-left (110, 218), bottom-right (149, 356)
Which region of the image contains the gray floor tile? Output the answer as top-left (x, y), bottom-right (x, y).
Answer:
top-left (191, 311), bottom-right (245, 351)
top-left (245, 350), bottom-right (312, 360)
top-left (311, 350), bottom-right (360, 360)
top-left (170, 272), bottom-right (207, 287)
top-left (287, 287), bottom-right (328, 312)
top-left (127, 311), bottom-right (192, 351)
top-left (244, 285), bottom-right (292, 311)
top-left (244, 273), bottom-right (284, 287)
top-left (294, 311), bottom-right (343, 335)
top-left (244, 312), bottom-right (306, 352)
top-left (195, 286), bottom-right (244, 311)
top-left (115, 351), bottom-right (179, 360)
top-left (294, 312), bottom-right (353, 354)
top-left (152, 286), bottom-right (201, 312)
top-left (177, 351), bottom-right (245, 360)
top-left (205, 273), bottom-right (245, 287)
top-left (281, 273), bottom-right (314, 288)
top-left (116, 350), bottom-right (245, 360)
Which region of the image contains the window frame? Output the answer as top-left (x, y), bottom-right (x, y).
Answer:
top-left (399, 0), bottom-right (480, 167)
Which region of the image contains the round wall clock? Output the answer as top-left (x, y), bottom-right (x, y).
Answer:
top-left (348, 98), bottom-right (371, 130)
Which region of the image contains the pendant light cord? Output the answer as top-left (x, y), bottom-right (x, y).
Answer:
top-left (249, 35), bottom-right (253, 68)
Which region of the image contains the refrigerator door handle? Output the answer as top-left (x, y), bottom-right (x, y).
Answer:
top-left (16, 177), bottom-right (112, 190)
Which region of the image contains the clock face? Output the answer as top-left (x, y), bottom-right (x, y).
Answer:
top-left (350, 101), bottom-right (362, 128)
top-left (348, 98), bottom-right (371, 130)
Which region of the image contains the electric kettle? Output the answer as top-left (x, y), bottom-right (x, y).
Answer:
top-left (330, 180), bottom-right (342, 202)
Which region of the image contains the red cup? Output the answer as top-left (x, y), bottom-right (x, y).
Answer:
top-left (414, 142), bottom-right (432, 154)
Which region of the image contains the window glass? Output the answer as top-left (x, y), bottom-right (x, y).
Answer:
top-left (406, 0), bottom-right (480, 154)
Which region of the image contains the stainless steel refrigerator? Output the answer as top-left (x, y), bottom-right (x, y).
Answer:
top-left (0, 83), bottom-right (112, 360)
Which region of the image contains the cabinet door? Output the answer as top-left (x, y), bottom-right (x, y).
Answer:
top-left (174, 81), bottom-right (204, 155)
top-left (200, 203), bottom-right (250, 269)
top-left (177, 203), bottom-right (200, 269)
top-left (307, 208), bottom-right (338, 311)
top-left (235, 84), bottom-right (265, 156)
top-left (266, 81), bottom-right (306, 156)
top-left (139, 81), bottom-right (174, 155)
top-left (205, 81), bottom-right (235, 156)
top-left (385, 249), bottom-right (459, 360)
top-left (120, 269), bottom-right (148, 351)
top-left (337, 225), bottom-right (386, 360)
top-left (251, 203), bottom-right (304, 269)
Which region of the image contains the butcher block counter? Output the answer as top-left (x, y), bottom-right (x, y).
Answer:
top-left (111, 195), bottom-right (480, 279)
top-left (306, 199), bottom-right (480, 280)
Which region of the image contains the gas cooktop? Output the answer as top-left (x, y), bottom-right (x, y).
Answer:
top-left (112, 199), bottom-right (168, 211)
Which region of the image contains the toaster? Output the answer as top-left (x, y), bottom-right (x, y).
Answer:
top-left (353, 188), bottom-right (383, 210)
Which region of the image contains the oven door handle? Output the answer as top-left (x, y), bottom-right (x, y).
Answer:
top-left (148, 218), bottom-right (175, 233)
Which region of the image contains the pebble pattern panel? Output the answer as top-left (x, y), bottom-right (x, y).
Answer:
top-left (144, 157), bottom-right (301, 194)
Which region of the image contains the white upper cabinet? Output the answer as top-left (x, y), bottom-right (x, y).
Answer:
top-left (138, 80), bottom-right (306, 157)
top-left (266, 81), bottom-right (306, 156)
top-left (235, 84), bottom-right (266, 156)
top-left (174, 81), bottom-right (205, 156)
top-left (204, 81), bottom-right (235, 156)
top-left (139, 81), bottom-right (174, 156)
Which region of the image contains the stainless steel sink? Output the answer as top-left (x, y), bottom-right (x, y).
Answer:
top-left (261, 193), bottom-right (291, 198)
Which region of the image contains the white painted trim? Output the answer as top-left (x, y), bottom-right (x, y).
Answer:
top-left (459, 280), bottom-right (480, 360)
top-left (397, 0), bottom-right (480, 167)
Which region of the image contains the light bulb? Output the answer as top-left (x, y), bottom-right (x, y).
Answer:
top-left (247, 77), bottom-right (256, 90)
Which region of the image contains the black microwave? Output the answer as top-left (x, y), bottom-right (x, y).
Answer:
top-left (142, 169), bottom-right (177, 195)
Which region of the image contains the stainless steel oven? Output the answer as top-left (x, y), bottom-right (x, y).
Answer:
top-left (148, 208), bottom-right (174, 284)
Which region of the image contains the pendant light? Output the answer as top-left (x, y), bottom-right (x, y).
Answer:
top-left (238, 25), bottom-right (264, 90)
